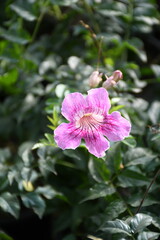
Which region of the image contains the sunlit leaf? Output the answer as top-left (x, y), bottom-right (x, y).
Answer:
top-left (101, 219), bottom-right (132, 236)
top-left (10, 4), bottom-right (37, 21)
top-left (138, 231), bottom-right (160, 240)
top-left (130, 214), bottom-right (152, 233)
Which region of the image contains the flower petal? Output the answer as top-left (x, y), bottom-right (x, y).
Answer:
top-left (54, 123), bottom-right (82, 149)
top-left (86, 88), bottom-right (111, 114)
top-left (102, 111), bottom-right (131, 141)
top-left (61, 92), bottom-right (86, 121)
top-left (84, 132), bottom-right (110, 158)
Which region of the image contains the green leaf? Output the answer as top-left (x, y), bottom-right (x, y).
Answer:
top-left (151, 216), bottom-right (160, 230)
top-left (88, 157), bottom-right (110, 183)
top-left (0, 69), bottom-right (18, 86)
top-left (0, 148), bottom-right (11, 163)
top-left (148, 101), bottom-right (160, 124)
top-left (128, 194), bottom-right (159, 207)
top-left (109, 105), bottom-right (125, 113)
top-left (122, 135), bottom-right (137, 148)
top-left (104, 200), bottom-right (127, 220)
top-left (44, 133), bottom-right (55, 144)
top-left (10, 4), bottom-right (37, 21)
top-left (21, 149), bottom-right (34, 166)
top-left (151, 133), bottom-right (160, 141)
top-left (118, 170), bottom-right (149, 187)
top-left (138, 231), bottom-right (160, 240)
top-left (35, 185), bottom-right (61, 199)
top-left (0, 232), bottom-right (14, 240)
top-left (0, 27), bottom-right (30, 45)
top-left (38, 146), bottom-right (57, 175)
top-left (62, 234), bottom-right (76, 240)
top-left (0, 192), bottom-right (20, 218)
top-left (50, 0), bottom-right (78, 6)
top-left (101, 219), bottom-right (132, 236)
top-left (80, 183), bottom-right (115, 203)
top-left (21, 193), bottom-right (46, 218)
top-left (106, 143), bottom-right (122, 173)
top-left (130, 214), bottom-right (152, 233)
top-left (32, 143), bottom-right (44, 150)
top-left (151, 64), bottom-right (160, 78)
top-left (124, 147), bottom-right (156, 166)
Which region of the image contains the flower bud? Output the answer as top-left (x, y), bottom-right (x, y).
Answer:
top-left (89, 71), bottom-right (102, 87)
top-left (112, 70), bottom-right (123, 82)
top-left (102, 70), bottom-right (123, 89)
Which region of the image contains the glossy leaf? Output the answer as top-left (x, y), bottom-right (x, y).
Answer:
top-left (21, 193), bottom-right (46, 218)
top-left (137, 231), bottom-right (160, 240)
top-left (0, 193), bottom-right (20, 218)
top-left (130, 214), bottom-right (152, 233)
top-left (10, 4), bottom-right (37, 21)
top-left (101, 219), bottom-right (132, 236)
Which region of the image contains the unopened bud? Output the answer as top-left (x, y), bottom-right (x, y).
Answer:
top-left (102, 70), bottom-right (123, 89)
top-left (112, 70), bottom-right (123, 82)
top-left (89, 71), bottom-right (102, 87)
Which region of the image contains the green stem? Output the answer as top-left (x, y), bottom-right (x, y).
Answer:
top-left (136, 168), bottom-right (160, 214)
top-left (96, 36), bottom-right (103, 70)
top-left (80, 20), bottom-right (106, 67)
top-left (31, 11), bottom-right (45, 43)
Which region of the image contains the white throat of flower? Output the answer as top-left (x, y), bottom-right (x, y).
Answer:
top-left (76, 113), bottom-right (104, 131)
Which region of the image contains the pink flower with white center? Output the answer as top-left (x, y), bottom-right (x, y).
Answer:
top-left (54, 88), bottom-right (131, 158)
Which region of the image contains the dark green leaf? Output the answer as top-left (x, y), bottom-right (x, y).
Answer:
top-left (35, 185), bottom-right (61, 199)
top-left (21, 193), bottom-right (46, 218)
top-left (118, 170), bottom-right (149, 187)
top-left (88, 157), bottom-right (110, 182)
top-left (0, 193), bottom-right (20, 218)
top-left (148, 101), bottom-right (160, 124)
top-left (0, 232), bottom-right (14, 240)
top-left (124, 147), bottom-right (156, 166)
top-left (80, 183), bottom-right (115, 203)
top-left (122, 136), bottom-right (137, 148)
top-left (138, 231), bottom-right (160, 240)
top-left (104, 200), bottom-right (127, 220)
top-left (0, 27), bottom-right (30, 45)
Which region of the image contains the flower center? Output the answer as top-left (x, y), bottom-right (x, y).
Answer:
top-left (76, 113), bottom-right (104, 131)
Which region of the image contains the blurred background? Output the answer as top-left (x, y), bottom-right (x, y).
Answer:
top-left (0, 0), bottom-right (160, 240)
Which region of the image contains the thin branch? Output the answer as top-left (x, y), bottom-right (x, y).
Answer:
top-left (80, 20), bottom-right (106, 67)
top-left (136, 168), bottom-right (160, 214)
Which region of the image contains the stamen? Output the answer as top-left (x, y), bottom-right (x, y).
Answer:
top-left (76, 113), bottom-right (104, 131)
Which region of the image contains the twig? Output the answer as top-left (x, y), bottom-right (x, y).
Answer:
top-left (80, 20), bottom-right (105, 67)
top-left (136, 168), bottom-right (160, 214)
top-left (31, 11), bottom-right (45, 43)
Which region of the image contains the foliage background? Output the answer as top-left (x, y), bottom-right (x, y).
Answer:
top-left (0, 0), bottom-right (160, 239)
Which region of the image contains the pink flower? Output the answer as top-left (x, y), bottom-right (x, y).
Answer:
top-left (102, 70), bottom-right (123, 89)
top-left (54, 88), bottom-right (131, 158)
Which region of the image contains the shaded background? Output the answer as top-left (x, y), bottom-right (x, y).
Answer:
top-left (0, 0), bottom-right (160, 239)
